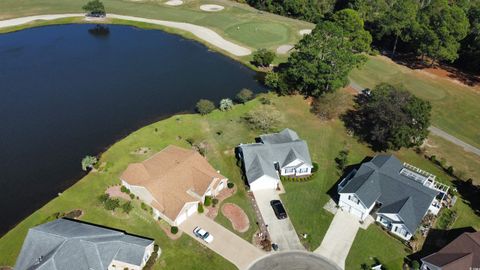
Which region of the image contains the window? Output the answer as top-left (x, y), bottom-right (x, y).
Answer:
top-left (297, 168), bottom-right (309, 173)
top-left (284, 167), bottom-right (295, 173)
top-left (348, 195), bottom-right (359, 204)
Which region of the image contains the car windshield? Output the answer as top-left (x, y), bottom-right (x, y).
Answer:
top-left (203, 232), bottom-right (209, 238)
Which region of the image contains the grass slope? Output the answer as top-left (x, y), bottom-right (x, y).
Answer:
top-left (0, 93), bottom-right (479, 270)
top-left (350, 56), bottom-right (480, 149)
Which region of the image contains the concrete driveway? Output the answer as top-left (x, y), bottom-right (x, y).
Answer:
top-left (252, 190), bottom-right (304, 251)
top-left (248, 251), bottom-right (342, 270)
top-left (179, 213), bottom-right (265, 270)
top-left (314, 210), bottom-right (360, 269)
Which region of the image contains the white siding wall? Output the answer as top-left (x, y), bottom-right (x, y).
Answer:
top-left (250, 175), bottom-right (279, 191)
top-left (280, 159), bottom-right (312, 176)
top-left (390, 223), bottom-right (412, 240)
top-left (338, 193), bottom-right (369, 220)
top-left (380, 213), bottom-right (402, 222)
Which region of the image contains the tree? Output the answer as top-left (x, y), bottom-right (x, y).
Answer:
top-left (457, 2), bottom-right (480, 72)
top-left (81, 155), bottom-right (98, 171)
top-left (244, 105), bottom-right (281, 132)
top-left (82, 0), bottom-right (105, 14)
top-left (121, 201), bottom-right (133, 214)
top-left (274, 21), bottom-right (366, 97)
top-left (343, 83), bottom-right (431, 151)
top-left (310, 86), bottom-right (351, 120)
top-left (333, 9), bottom-right (372, 53)
top-left (219, 98), bottom-right (234, 111)
top-left (197, 203), bottom-right (204, 213)
top-left (377, 0), bottom-right (419, 57)
top-left (196, 99), bottom-right (215, 115)
top-left (414, 0), bottom-right (469, 64)
top-left (335, 149), bottom-right (349, 171)
top-left (104, 198), bottom-right (120, 211)
top-left (252, 48), bottom-right (276, 67)
top-left (235, 89), bottom-right (254, 103)
top-left (98, 193), bottom-right (109, 203)
top-left (170, 226), bottom-right (178, 234)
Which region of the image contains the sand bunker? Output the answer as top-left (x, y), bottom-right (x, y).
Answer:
top-left (299, 29), bottom-right (312, 35)
top-left (276, 44), bottom-right (294, 54)
top-left (165, 0), bottom-right (183, 6)
top-left (200, 4), bottom-right (224, 12)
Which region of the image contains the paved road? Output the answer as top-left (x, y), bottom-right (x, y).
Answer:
top-left (179, 214), bottom-right (265, 270)
top-left (349, 80), bottom-right (480, 157)
top-left (253, 190), bottom-right (305, 251)
top-left (248, 251), bottom-right (342, 270)
top-left (314, 211), bottom-right (360, 270)
top-left (0, 14), bottom-right (252, 56)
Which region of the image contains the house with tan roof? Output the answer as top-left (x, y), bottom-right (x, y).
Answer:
top-left (120, 145), bottom-right (227, 226)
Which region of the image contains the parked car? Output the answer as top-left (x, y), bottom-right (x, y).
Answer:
top-left (86, 12), bottom-right (106, 18)
top-left (270, 200), bottom-right (287, 219)
top-left (193, 226), bottom-right (214, 243)
top-left (271, 243), bottom-right (279, 251)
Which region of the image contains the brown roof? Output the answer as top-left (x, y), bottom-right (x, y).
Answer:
top-left (121, 145), bottom-right (226, 221)
top-left (422, 231), bottom-right (480, 270)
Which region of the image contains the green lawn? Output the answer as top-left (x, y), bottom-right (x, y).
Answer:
top-left (1, 93), bottom-right (479, 269)
top-left (0, 0), bottom-right (312, 55)
top-left (350, 56), bottom-right (480, 149)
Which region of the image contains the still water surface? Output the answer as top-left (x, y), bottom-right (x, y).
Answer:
top-left (0, 24), bottom-right (265, 235)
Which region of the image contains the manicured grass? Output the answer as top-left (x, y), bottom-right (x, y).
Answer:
top-left (424, 134), bottom-right (480, 185)
top-left (0, 0), bottom-right (312, 53)
top-left (350, 56), bottom-right (480, 149)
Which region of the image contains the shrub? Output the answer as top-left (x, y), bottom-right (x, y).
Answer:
top-left (98, 193), bottom-right (110, 203)
top-left (143, 244), bottom-right (160, 270)
top-left (121, 201), bottom-right (133, 214)
top-left (411, 260), bottom-right (420, 270)
top-left (235, 88), bottom-right (254, 104)
top-left (244, 105), bottom-right (282, 132)
top-left (104, 198), bottom-right (120, 211)
top-left (219, 98), bottom-right (234, 111)
top-left (204, 196), bottom-right (212, 207)
top-left (259, 96), bottom-right (271, 105)
top-left (335, 149), bottom-right (349, 171)
top-left (171, 226), bottom-right (179, 234)
top-left (120, 186), bottom-right (130, 194)
top-left (198, 203), bottom-right (204, 213)
top-left (252, 48), bottom-right (275, 67)
top-left (446, 166), bottom-right (454, 176)
top-left (311, 91), bottom-right (350, 120)
top-left (227, 182), bottom-right (234, 189)
top-left (196, 99), bottom-right (215, 115)
top-left (212, 198), bottom-right (219, 206)
top-left (186, 137), bottom-right (195, 145)
top-left (129, 193), bottom-right (135, 199)
top-left (312, 162), bottom-right (319, 173)
top-left (81, 155), bottom-right (98, 171)
top-left (141, 202), bottom-right (148, 211)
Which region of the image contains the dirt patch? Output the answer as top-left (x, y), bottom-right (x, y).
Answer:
top-left (106, 185), bottom-right (131, 201)
top-left (221, 203), bottom-right (249, 233)
top-left (206, 185), bottom-right (236, 219)
top-left (159, 222), bottom-right (182, 240)
top-left (0, 266), bottom-right (13, 270)
top-left (131, 147), bottom-right (151, 155)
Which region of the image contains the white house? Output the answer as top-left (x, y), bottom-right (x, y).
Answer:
top-left (238, 128), bottom-right (313, 191)
top-left (121, 145), bottom-right (228, 226)
top-left (14, 219), bottom-right (156, 270)
top-left (338, 155), bottom-right (449, 241)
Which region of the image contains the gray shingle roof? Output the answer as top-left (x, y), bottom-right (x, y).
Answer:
top-left (339, 155), bottom-right (439, 234)
top-left (14, 219), bottom-right (154, 270)
top-left (239, 129), bottom-right (312, 184)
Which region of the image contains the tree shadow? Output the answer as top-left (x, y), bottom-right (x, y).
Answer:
top-left (452, 179), bottom-right (480, 217)
top-left (326, 156), bottom-right (373, 203)
top-left (408, 227), bottom-right (476, 262)
top-left (88, 24), bottom-right (110, 38)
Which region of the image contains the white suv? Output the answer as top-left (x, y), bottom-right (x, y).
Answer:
top-left (193, 226), bottom-right (214, 243)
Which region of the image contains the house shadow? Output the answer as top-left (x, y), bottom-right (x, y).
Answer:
top-left (408, 227), bottom-right (476, 262)
top-left (452, 179), bottom-right (480, 217)
top-left (234, 146), bottom-right (250, 188)
top-left (326, 156), bottom-right (373, 204)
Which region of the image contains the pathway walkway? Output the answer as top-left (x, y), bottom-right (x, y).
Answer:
top-left (0, 13), bottom-right (252, 56)
top-left (348, 80), bottom-right (480, 157)
top-left (314, 211), bottom-right (360, 270)
top-left (179, 213), bottom-right (265, 270)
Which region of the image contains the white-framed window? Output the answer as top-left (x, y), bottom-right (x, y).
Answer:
top-left (348, 195), bottom-right (360, 204)
top-left (284, 167), bottom-right (295, 173)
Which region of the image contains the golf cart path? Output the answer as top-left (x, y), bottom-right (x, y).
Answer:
top-left (180, 213), bottom-right (265, 270)
top-left (349, 80), bottom-right (480, 157)
top-left (0, 13), bottom-right (252, 56)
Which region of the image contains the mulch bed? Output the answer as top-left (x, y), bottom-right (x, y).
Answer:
top-left (206, 185), bottom-right (236, 219)
top-left (159, 222), bottom-right (182, 240)
top-left (106, 185), bottom-right (131, 201)
top-left (221, 203), bottom-right (250, 233)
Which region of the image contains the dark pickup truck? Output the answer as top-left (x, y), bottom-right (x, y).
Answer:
top-left (270, 200), bottom-right (287, 219)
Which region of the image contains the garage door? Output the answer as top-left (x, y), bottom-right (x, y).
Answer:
top-left (348, 206), bottom-right (364, 220)
top-left (176, 212), bottom-right (188, 225)
top-left (187, 204), bottom-right (197, 216)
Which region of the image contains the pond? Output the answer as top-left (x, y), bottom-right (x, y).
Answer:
top-left (0, 24), bottom-right (265, 235)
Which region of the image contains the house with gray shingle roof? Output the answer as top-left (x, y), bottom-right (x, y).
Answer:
top-left (238, 128), bottom-right (313, 191)
top-left (337, 155), bottom-right (449, 241)
top-left (14, 219), bottom-right (156, 270)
